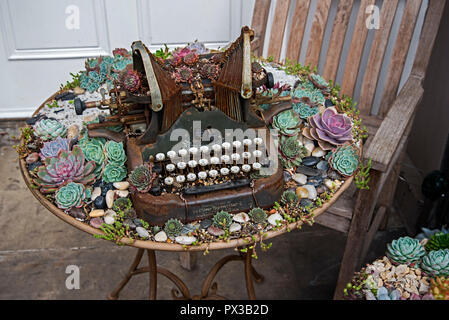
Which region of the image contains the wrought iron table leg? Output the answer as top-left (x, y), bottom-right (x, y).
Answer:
top-left (244, 247), bottom-right (256, 300)
top-left (147, 249), bottom-right (158, 300)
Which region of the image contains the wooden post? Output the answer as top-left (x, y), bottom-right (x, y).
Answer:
top-left (179, 252), bottom-right (197, 271)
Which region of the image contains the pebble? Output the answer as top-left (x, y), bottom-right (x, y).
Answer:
top-left (300, 198), bottom-right (313, 207)
top-left (182, 224), bottom-right (196, 235)
top-left (312, 147), bottom-right (325, 158)
top-left (316, 160), bottom-right (329, 171)
top-left (136, 227), bottom-right (149, 239)
top-left (149, 185), bottom-right (162, 196)
top-left (325, 99), bottom-right (334, 107)
top-left (303, 138), bottom-right (315, 156)
top-left (104, 210), bottom-right (117, 225)
top-left (69, 208), bottom-right (86, 220)
top-left (175, 236), bottom-right (197, 245)
top-left (207, 226), bottom-right (225, 237)
top-left (73, 86), bottom-right (85, 95)
top-left (307, 176), bottom-right (323, 187)
top-left (123, 218), bottom-right (136, 229)
top-left (324, 179), bottom-right (336, 190)
top-left (229, 222), bottom-right (242, 233)
top-left (113, 181), bottom-right (129, 190)
top-left (268, 213), bottom-right (284, 226)
top-left (233, 212), bottom-right (250, 223)
top-left (94, 195), bottom-right (106, 209)
top-left (303, 185), bottom-right (317, 200)
top-left (101, 182), bottom-right (114, 196)
top-left (89, 209), bottom-right (105, 218)
top-left (67, 124), bottom-right (80, 141)
top-left (154, 231), bottom-right (168, 242)
top-left (328, 170), bottom-right (342, 180)
top-left (89, 217), bottom-right (104, 228)
top-left (302, 156), bottom-right (320, 167)
top-left (200, 219), bottom-right (212, 229)
top-left (283, 171), bottom-right (292, 182)
top-left (26, 152), bottom-right (39, 164)
top-left (296, 187), bottom-right (309, 199)
top-left (91, 187), bottom-right (102, 201)
top-left (292, 173), bottom-right (307, 185)
top-left (115, 190), bottom-right (129, 198)
top-left (296, 165), bottom-right (321, 177)
top-left (316, 185), bottom-right (328, 194)
top-left (106, 190), bottom-right (115, 209)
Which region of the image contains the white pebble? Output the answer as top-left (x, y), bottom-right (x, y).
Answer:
top-left (229, 223), bottom-right (241, 233)
top-left (233, 212), bottom-right (250, 223)
top-left (115, 190), bottom-right (129, 198)
top-left (106, 190), bottom-right (115, 209)
top-left (154, 231), bottom-right (168, 242)
top-left (303, 185), bottom-right (317, 200)
top-left (268, 213), bottom-right (284, 226)
top-left (175, 236), bottom-right (197, 245)
top-left (292, 173), bottom-right (307, 185)
top-left (104, 210), bottom-right (117, 225)
top-left (91, 187), bottom-right (101, 201)
top-left (312, 147), bottom-right (325, 158)
top-left (113, 181), bottom-right (129, 190)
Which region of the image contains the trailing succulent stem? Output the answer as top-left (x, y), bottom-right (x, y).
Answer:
top-left (355, 158), bottom-right (372, 190)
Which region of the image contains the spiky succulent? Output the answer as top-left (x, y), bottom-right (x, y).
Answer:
top-left (54, 182), bottom-right (91, 210)
top-left (386, 236), bottom-right (426, 266)
top-left (33, 145), bottom-right (96, 193)
top-left (279, 135), bottom-right (307, 168)
top-left (164, 218), bottom-right (183, 238)
top-left (431, 276), bottom-right (449, 300)
top-left (33, 119), bottom-right (67, 141)
top-left (328, 144), bottom-right (360, 177)
top-left (426, 233), bottom-right (449, 252)
top-left (104, 141), bottom-right (127, 166)
top-left (102, 163), bottom-right (127, 183)
top-left (128, 164), bottom-right (156, 193)
top-left (39, 137), bottom-right (70, 160)
top-left (272, 109), bottom-right (302, 136)
top-left (248, 208), bottom-right (267, 224)
top-left (119, 69), bottom-right (141, 93)
top-left (113, 197), bottom-right (132, 212)
top-left (200, 63), bottom-right (219, 80)
top-left (212, 210), bottom-right (233, 229)
top-left (421, 249), bottom-right (449, 276)
top-left (172, 66), bottom-right (193, 83)
top-left (293, 102), bottom-right (319, 119)
top-left (281, 190), bottom-right (299, 207)
top-left (183, 51), bottom-right (199, 65)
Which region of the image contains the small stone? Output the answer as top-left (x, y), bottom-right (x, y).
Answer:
top-left (233, 212), bottom-right (250, 223)
top-left (89, 217), bottom-right (104, 229)
top-left (200, 219), bottom-right (212, 229)
top-left (104, 210), bottom-right (117, 225)
top-left (136, 227), bottom-right (149, 239)
top-left (302, 156), bottom-right (319, 167)
top-left (106, 190), bottom-right (115, 209)
top-left (149, 185), bottom-right (162, 196)
top-left (26, 152), bottom-right (39, 164)
top-left (328, 170), bottom-right (342, 180)
top-left (303, 185), bottom-right (317, 200)
top-left (268, 213), bottom-right (284, 226)
top-left (296, 187), bottom-right (309, 199)
top-left (283, 171), bottom-right (292, 182)
top-left (133, 219), bottom-right (143, 227)
top-left (316, 160), bottom-right (329, 171)
top-left (303, 138), bottom-right (315, 156)
top-left (182, 224), bottom-right (196, 235)
top-left (89, 209), bottom-right (105, 218)
top-left (154, 231), bottom-right (168, 242)
top-left (91, 187), bottom-right (102, 201)
top-left (115, 190), bottom-right (129, 198)
top-left (113, 181), bottom-right (129, 190)
top-left (296, 165), bottom-right (321, 177)
top-left (101, 182), bottom-right (114, 196)
top-left (324, 179), bottom-right (336, 190)
top-left (312, 147), bottom-right (325, 158)
top-left (307, 176), bottom-right (323, 187)
top-left (316, 185), bottom-right (328, 194)
top-left (377, 279), bottom-right (383, 287)
top-left (300, 198), bottom-right (313, 207)
top-left (69, 208), bottom-right (86, 220)
top-left (73, 86), bottom-right (85, 95)
top-left (123, 218), bottom-right (136, 229)
top-left (229, 222), bottom-right (242, 233)
top-left (325, 99), bottom-right (334, 108)
top-left (292, 173), bottom-right (307, 185)
top-left (94, 195), bottom-right (106, 209)
top-left (175, 236), bottom-right (197, 245)
top-left (67, 125), bottom-right (80, 141)
top-left (207, 226), bottom-right (225, 236)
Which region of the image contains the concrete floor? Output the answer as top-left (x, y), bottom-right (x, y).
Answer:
top-left (0, 121), bottom-right (406, 300)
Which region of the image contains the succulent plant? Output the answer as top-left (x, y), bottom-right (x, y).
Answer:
top-left (365, 287), bottom-right (401, 300)
top-left (187, 41), bottom-right (208, 54)
top-left (104, 141), bottom-right (127, 166)
top-left (279, 135), bottom-right (307, 168)
top-left (430, 276), bottom-right (449, 300)
top-left (113, 197), bottom-right (132, 212)
top-left (200, 63), bottom-right (219, 80)
top-left (39, 137), bottom-right (70, 160)
top-left (309, 73), bottom-right (329, 90)
top-left (248, 208), bottom-right (267, 224)
top-left (281, 190), bottom-right (299, 207)
top-left (112, 48), bottom-right (131, 58)
top-left (119, 69), bottom-right (141, 93)
top-left (33, 145), bottom-right (96, 193)
top-left (293, 102), bottom-right (319, 119)
top-left (164, 218), bottom-right (183, 238)
top-left (386, 236), bottom-right (426, 266)
top-left (291, 83), bottom-right (325, 106)
top-left (416, 226), bottom-right (449, 241)
top-left (272, 109), bottom-right (302, 136)
top-left (421, 249), bottom-right (449, 276)
top-left (426, 233), bottom-right (449, 252)
top-left (33, 119), bottom-right (67, 141)
top-left (183, 51), bottom-right (199, 66)
top-left (55, 182), bottom-right (91, 210)
top-left (128, 164), bottom-right (156, 193)
top-left (78, 136), bottom-right (106, 178)
top-left (213, 210), bottom-right (233, 229)
top-left (307, 107), bottom-right (353, 150)
top-left (328, 144), bottom-right (360, 177)
top-left (343, 270), bottom-right (368, 300)
top-left (102, 163), bottom-right (127, 183)
top-left (172, 66), bottom-right (193, 83)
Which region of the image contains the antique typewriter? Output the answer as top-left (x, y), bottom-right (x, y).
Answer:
top-left (84, 27), bottom-right (286, 226)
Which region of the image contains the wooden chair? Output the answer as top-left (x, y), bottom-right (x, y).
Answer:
top-left (251, 0), bottom-right (445, 299)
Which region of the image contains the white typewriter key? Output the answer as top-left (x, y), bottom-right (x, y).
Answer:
top-left (253, 137), bottom-right (263, 145)
top-left (178, 149), bottom-right (188, 157)
top-left (253, 150), bottom-right (263, 158)
top-left (222, 142), bottom-right (231, 150)
top-left (199, 158), bottom-right (209, 167)
top-left (210, 157), bottom-right (220, 165)
top-left (231, 153), bottom-right (241, 162)
top-left (242, 151), bottom-right (251, 159)
top-left (243, 139), bottom-right (252, 146)
top-left (155, 153), bottom-right (165, 161)
top-left (166, 164), bottom-right (176, 172)
top-left (208, 169), bottom-right (218, 178)
top-left (188, 160), bottom-right (198, 168)
top-left (167, 150), bottom-right (177, 159)
top-left (221, 155), bottom-right (231, 164)
top-left (242, 164), bottom-right (251, 173)
top-left (187, 173), bottom-right (197, 182)
top-left (176, 175), bottom-right (186, 183)
top-left (164, 177), bottom-right (174, 185)
top-left (231, 166), bottom-right (240, 174)
top-left (177, 162), bottom-right (187, 170)
top-left (252, 162), bottom-right (262, 170)
top-left (200, 145), bottom-right (209, 155)
top-left (232, 141), bottom-right (242, 149)
top-left (212, 144), bottom-right (222, 152)
top-left (220, 168), bottom-right (230, 176)
top-left (198, 171), bottom-right (208, 180)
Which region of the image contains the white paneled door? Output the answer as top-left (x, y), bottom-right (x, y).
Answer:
top-left (0, 0), bottom-right (255, 118)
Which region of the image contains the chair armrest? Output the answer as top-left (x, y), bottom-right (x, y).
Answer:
top-left (364, 75), bottom-right (424, 172)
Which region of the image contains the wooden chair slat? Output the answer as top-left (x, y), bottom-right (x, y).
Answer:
top-left (251, 0), bottom-right (272, 57)
top-left (267, 0), bottom-right (291, 62)
top-left (322, 0), bottom-right (355, 82)
top-left (378, 0), bottom-right (422, 117)
top-left (304, 0), bottom-right (332, 69)
top-left (285, 0), bottom-right (312, 63)
top-left (358, 0), bottom-right (399, 116)
top-left (341, 0), bottom-right (375, 97)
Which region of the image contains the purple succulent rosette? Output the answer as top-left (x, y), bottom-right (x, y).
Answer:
top-left (39, 137), bottom-right (70, 160)
top-left (307, 107), bottom-right (353, 150)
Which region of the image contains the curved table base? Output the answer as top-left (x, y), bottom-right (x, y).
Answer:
top-left (108, 246), bottom-right (263, 300)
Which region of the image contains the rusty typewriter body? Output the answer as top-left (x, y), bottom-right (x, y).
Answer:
top-left (87, 27), bottom-right (286, 226)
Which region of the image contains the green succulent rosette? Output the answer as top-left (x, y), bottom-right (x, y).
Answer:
top-left (328, 144), bottom-right (360, 177)
top-left (78, 133), bottom-right (106, 177)
top-left (386, 236), bottom-right (426, 265)
top-left (164, 218), bottom-right (183, 238)
top-left (291, 82), bottom-right (325, 105)
top-left (102, 163), bottom-right (127, 183)
top-left (105, 141), bottom-right (127, 166)
top-left (279, 135), bottom-right (307, 168)
top-left (425, 233), bottom-right (449, 252)
top-left (212, 211), bottom-right (233, 229)
top-left (281, 190), bottom-right (299, 207)
top-left (33, 119), bottom-right (67, 141)
top-left (248, 208), bottom-right (267, 224)
top-left (272, 109), bottom-right (302, 136)
top-left (421, 249), bottom-right (449, 276)
top-left (55, 182), bottom-right (90, 210)
top-left (293, 102), bottom-right (319, 119)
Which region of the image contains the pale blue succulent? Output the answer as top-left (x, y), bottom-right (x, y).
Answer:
top-left (365, 287), bottom-right (401, 300)
top-left (293, 102), bottom-right (319, 119)
top-left (34, 118), bottom-right (67, 141)
top-left (421, 249), bottom-right (449, 276)
top-left (310, 73), bottom-right (329, 88)
top-left (416, 226), bottom-right (449, 241)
